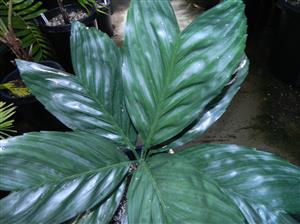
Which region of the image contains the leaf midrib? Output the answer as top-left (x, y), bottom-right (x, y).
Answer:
top-left (82, 82), bottom-right (135, 150)
top-left (144, 162), bottom-right (169, 222)
top-left (14, 161), bottom-right (132, 192)
top-left (144, 36), bottom-right (181, 151)
top-left (49, 74), bottom-right (135, 150)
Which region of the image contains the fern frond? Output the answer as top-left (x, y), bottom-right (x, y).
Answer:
top-left (0, 101), bottom-right (16, 139)
top-left (0, 0), bottom-right (53, 60)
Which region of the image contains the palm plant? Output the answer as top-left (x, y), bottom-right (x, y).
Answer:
top-left (0, 0), bottom-right (53, 61)
top-left (0, 0), bottom-right (299, 223)
top-left (0, 101), bottom-right (16, 139)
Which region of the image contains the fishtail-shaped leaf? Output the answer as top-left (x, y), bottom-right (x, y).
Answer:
top-left (123, 0), bottom-right (247, 149)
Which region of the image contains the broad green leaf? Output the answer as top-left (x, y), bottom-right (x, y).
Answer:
top-left (229, 193), bottom-right (299, 224)
top-left (176, 144), bottom-right (300, 217)
top-left (127, 155), bottom-right (245, 223)
top-left (70, 22), bottom-right (137, 148)
top-left (75, 181), bottom-right (126, 224)
top-left (168, 56), bottom-right (249, 148)
top-left (16, 56), bottom-right (135, 149)
top-left (123, 0), bottom-right (247, 149)
top-left (0, 131), bottom-right (130, 223)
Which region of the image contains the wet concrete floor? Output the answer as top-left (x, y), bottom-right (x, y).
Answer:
top-left (111, 0), bottom-right (300, 165)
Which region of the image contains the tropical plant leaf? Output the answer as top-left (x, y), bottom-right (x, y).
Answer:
top-left (229, 194), bottom-right (299, 224)
top-left (122, 0), bottom-right (247, 150)
top-left (127, 155), bottom-right (245, 223)
top-left (176, 144), bottom-right (300, 222)
top-left (168, 56), bottom-right (249, 149)
top-left (74, 181), bottom-right (126, 224)
top-left (70, 22), bottom-right (137, 148)
top-left (0, 131), bottom-right (130, 223)
top-left (16, 39), bottom-right (136, 149)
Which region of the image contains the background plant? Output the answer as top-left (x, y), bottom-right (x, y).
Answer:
top-left (0, 0), bottom-right (54, 61)
top-left (0, 101), bottom-right (16, 139)
top-left (0, 0), bottom-right (299, 223)
top-left (55, 0), bottom-right (107, 24)
top-left (0, 0), bottom-right (53, 61)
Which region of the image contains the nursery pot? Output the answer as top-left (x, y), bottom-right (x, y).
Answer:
top-left (0, 61), bottom-right (69, 133)
top-left (35, 3), bottom-right (97, 73)
top-left (270, 0), bottom-right (300, 87)
top-left (0, 44), bottom-right (15, 77)
top-left (191, 0), bottom-right (220, 9)
top-left (96, 0), bottom-right (114, 37)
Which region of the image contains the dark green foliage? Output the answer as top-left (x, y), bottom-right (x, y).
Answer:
top-left (0, 0), bottom-right (299, 223)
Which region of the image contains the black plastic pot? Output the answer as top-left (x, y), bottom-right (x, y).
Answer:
top-left (36, 2), bottom-right (113, 73)
top-left (96, 0), bottom-right (114, 37)
top-left (0, 44), bottom-right (15, 77)
top-left (0, 61), bottom-right (70, 133)
top-left (270, 0), bottom-right (300, 87)
top-left (35, 3), bottom-right (97, 72)
top-left (192, 0), bottom-right (219, 9)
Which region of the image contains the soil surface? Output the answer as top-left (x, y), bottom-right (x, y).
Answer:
top-left (48, 10), bottom-right (87, 26)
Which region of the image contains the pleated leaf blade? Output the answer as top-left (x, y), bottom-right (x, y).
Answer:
top-left (123, 0), bottom-right (247, 149)
top-left (168, 56), bottom-right (249, 148)
top-left (71, 22), bottom-right (137, 147)
top-left (0, 131), bottom-right (130, 223)
top-left (75, 182), bottom-right (126, 224)
top-left (176, 144), bottom-right (300, 222)
top-left (127, 155), bottom-right (245, 223)
top-left (16, 32), bottom-right (135, 148)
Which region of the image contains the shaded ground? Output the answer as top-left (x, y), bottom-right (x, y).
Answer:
top-left (198, 38), bottom-right (300, 165)
top-left (110, 0), bottom-right (300, 165)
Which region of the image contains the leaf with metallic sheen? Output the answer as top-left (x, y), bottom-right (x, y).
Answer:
top-left (70, 22), bottom-right (137, 147)
top-left (75, 182), bottom-right (126, 224)
top-left (168, 56), bottom-right (249, 149)
top-left (123, 0), bottom-right (247, 149)
top-left (176, 144), bottom-right (300, 221)
top-left (0, 131), bottom-right (130, 223)
top-left (229, 193), bottom-right (299, 224)
top-left (16, 23), bottom-right (136, 148)
top-left (127, 155), bottom-right (245, 223)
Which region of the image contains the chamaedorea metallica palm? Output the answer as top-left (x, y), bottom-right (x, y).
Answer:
top-left (0, 0), bottom-right (299, 223)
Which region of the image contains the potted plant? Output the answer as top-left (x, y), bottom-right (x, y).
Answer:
top-left (271, 0), bottom-right (300, 87)
top-left (0, 0), bottom-right (55, 61)
top-left (0, 0), bottom-right (55, 89)
top-left (0, 0), bottom-right (299, 223)
top-left (0, 0), bottom-right (68, 133)
top-left (35, 0), bottom-right (113, 72)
